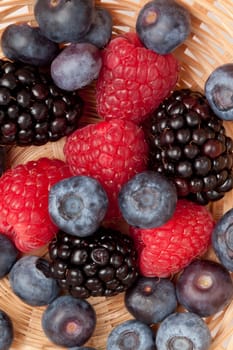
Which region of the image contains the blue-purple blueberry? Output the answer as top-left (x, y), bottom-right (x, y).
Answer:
top-left (9, 255), bottom-right (60, 306)
top-left (51, 43), bottom-right (102, 91)
top-left (0, 234), bottom-right (18, 278)
top-left (49, 175), bottom-right (108, 237)
top-left (205, 63), bottom-right (233, 121)
top-left (156, 312), bottom-right (211, 350)
top-left (136, 0), bottom-right (191, 55)
top-left (118, 171), bottom-right (177, 228)
top-left (1, 23), bottom-right (60, 66)
top-left (42, 295), bottom-right (96, 347)
top-left (0, 310), bottom-right (13, 350)
top-left (106, 319), bottom-right (156, 350)
top-left (125, 276), bottom-right (177, 324)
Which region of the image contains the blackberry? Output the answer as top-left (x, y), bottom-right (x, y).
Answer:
top-left (47, 227), bottom-right (139, 298)
top-left (143, 89), bottom-right (233, 205)
top-left (0, 59), bottom-right (83, 146)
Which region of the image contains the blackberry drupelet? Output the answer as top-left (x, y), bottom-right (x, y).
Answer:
top-left (0, 59), bottom-right (83, 145)
top-left (143, 89), bottom-right (233, 205)
top-left (47, 227), bottom-right (139, 298)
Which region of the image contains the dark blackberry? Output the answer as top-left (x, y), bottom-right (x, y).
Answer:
top-left (47, 227), bottom-right (138, 298)
top-left (143, 89), bottom-right (233, 205)
top-left (0, 59), bottom-right (83, 146)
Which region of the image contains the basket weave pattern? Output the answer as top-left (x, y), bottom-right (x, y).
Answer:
top-left (0, 0), bottom-right (232, 349)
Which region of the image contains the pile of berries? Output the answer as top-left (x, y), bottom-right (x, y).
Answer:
top-left (0, 0), bottom-right (232, 349)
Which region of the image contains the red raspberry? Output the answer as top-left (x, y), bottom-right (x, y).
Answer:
top-left (129, 199), bottom-right (215, 277)
top-left (96, 32), bottom-right (179, 124)
top-left (0, 157), bottom-right (71, 252)
top-left (64, 119), bottom-right (149, 220)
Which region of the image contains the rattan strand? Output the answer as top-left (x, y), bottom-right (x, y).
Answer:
top-left (0, 0), bottom-right (232, 349)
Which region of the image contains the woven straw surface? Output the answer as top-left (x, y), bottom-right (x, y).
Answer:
top-left (0, 0), bottom-right (232, 349)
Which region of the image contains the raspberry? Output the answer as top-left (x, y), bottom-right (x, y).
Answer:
top-left (96, 32), bottom-right (179, 124)
top-left (64, 119), bottom-right (149, 220)
top-left (129, 199), bottom-right (215, 277)
top-left (0, 157), bottom-right (71, 252)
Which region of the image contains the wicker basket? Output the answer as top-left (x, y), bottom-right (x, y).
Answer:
top-left (0, 0), bottom-right (232, 349)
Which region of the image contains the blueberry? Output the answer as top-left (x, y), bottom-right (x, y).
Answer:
top-left (176, 259), bottom-right (233, 317)
top-left (125, 276), bottom-right (177, 324)
top-left (0, 234), bottom-right (18, 278)
top-left (79, 7), bottom-right (113, 48)
top-left (118, 171), bottom-right (177, 228)
top-left (156, 312), bottom-right (211, 350)
top-left (49, 175), bottom-right (108, 237)
top-left (0, 310), bottom-right (14, 350)
top-left (212, 207), bottom-right (233, 271)
top-left (68, 347), bottom-right (96, 350)
top-left (50, 43), bottom-right (102, 91)
top-left (9, 255), bottom-right (60, 306)
top-left (136, 0), bottom-right (191, 55)
top-left (106, 319), bottom-right (156, 350)
top-left (1, 23), bottom-right (60, 66)
top-left (34, 0), bottom-right (95, 43)
top-left (42, 295), bottom-right (96, 347)
top-left (205, 63), bottom-right (233, 120)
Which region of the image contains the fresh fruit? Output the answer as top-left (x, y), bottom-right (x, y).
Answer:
top-left (106, 319), bottom-right (156, 350)
top-left (34, 0), bottom-right (95, 43)
top-left (79, 6), bottom-right (113, 48)
top-left (176, 259), bottom-right (233, 317)
top-left (64, 119), bottom-right (149, 220)
top-left (0, 59), bottom-right (84, 146)
top-left (136, 0), bottom-right (191, 55)
top-left (96, 32), bottom-right (179, 124)
top-left (118, 171), bottom-right (177, 228)
top-left (0, 234), bottom-right (19, 278)
top-left (143, 88), bottom-right (233, 204)
top-left (46, 227), bottom-right (138, 298)
top-left (68, 347), bottom-right (97, 350)
top-left (51, 43), bottom-right (102, 91)
top-left (125, 276), bottom-right (177, 324)
top-left (205, 63), bottom-right (233, 121)
top-left (42, 295), bottom-right (96, 347)
top-left (0, 157), bottom-right (71, 252)
top-left (9, 255), bottom-right (60, 306)
top-left (0, 146), bottom-right (6, 176)
top-left (129, 199), bottom-right (215, 277)
top-left (155, 312), bottom-right (211, 350)
top-left (0, 310), bottom-right (14, 350)
top-left (1, 23), bottom-right (60, 66)
top-left (212, 207), bottom-right (233, 271)
top-left (48, 175), bottom-right (108, 237)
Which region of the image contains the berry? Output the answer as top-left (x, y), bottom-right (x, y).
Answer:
top-left (205, 63), bottom-right (233, 120)
top-left (68, 347), bottom-right (97, 350)
top-left (155, 312), bottom-right (211, 350)
top-left (0, 234), bottom-right (19, 278)
top-left (0, 310), bottom-right (14, 350)
top-left (51, 43), bottom-right (102, 91)
top-left (143, 88), bottom-right (233, 204)
top-left (136, 0), bottom-right (191, 55)
top-left (176, 259), bottom-right (233, 317)
top-left (0, 157), bottom-right (71, 252)
top-left (9, 255), bottom-right (60, 306)
top-left (106, 319), bottom-right (156, 350)
top-left (118, 171), bottom-right (177, 228)
top-left (47, 227), bottom-right (138, 298)
top-left (34, 0), bottom-right (95, 43)
top-left (0, 59), bottom-right (83, 146)
top-left (212, 207), bottom-right (233, 271)
top-left (96, 32), bottom-right (179, 124)
top-left (49, 175), bottom-right (108, 237)
top-left (125, 276), bottom-right (177, 324)
top-left (0, 146), bottom-right (6, 176)
top-left (1, 23), bottom-right (59, 66)
top-left (64, 119), bottom-right (149, 220)
top-left (79, 6), bottom-right (113, 48)
top-left (129, 199), bottom-right (215, 277)
top-left (42, 295), bottom-right (96, 348)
